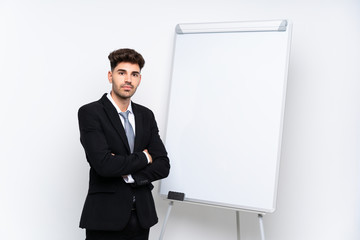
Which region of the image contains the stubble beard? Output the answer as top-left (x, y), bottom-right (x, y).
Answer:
top-left (113, 84), bottom-right (137, 100)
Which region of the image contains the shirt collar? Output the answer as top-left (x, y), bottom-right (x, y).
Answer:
top-left (107, 92), bottom-right (133, 114)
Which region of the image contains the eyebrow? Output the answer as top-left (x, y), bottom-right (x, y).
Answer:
top-left (117, 69), bottom-right (140, 74)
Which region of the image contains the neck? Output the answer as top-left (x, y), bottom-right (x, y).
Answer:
top-left (110, 91), bottom-right (131, 112)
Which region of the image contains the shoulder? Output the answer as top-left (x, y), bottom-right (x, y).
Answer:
top-left (79, 100), bottom-right (102, 112)
top-left (78, 94), bottom-right (107, 116)
top-left (132, 102), bottom-right (153, 114)
top-left (132, 102), bottom-right (156, 119)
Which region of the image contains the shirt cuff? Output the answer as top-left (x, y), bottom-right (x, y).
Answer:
top-left (123, 174), bottom-right (135, 183)
top-left (143, 151), bottom-right (151, 164)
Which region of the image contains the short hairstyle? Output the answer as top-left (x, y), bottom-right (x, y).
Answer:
top-left (108, 48), bottom-right (145, 71)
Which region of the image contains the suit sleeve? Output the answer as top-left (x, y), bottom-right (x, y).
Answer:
top-left (131, 111), bottom-right (170, 187)
top-left (78, 105), bottom-right (148, 178)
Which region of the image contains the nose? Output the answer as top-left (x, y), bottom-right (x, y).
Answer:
top-left (124, 74), bottom-right (132, 83)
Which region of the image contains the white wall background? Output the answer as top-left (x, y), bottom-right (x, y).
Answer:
top-left (0, 0), bottom-right (359, 240)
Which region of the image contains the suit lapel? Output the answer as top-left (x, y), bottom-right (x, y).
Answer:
top-left (132, 102), bottom-right (143, 152)
top-left (100, 94), bottom-right (131, 153)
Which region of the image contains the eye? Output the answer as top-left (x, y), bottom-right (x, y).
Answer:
top-left (132, 73), bottom-right (139, 78)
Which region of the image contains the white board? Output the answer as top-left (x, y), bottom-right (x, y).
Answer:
top-left (160, 20), bottom-right (292, 213)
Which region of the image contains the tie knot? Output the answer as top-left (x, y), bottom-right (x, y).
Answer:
top-left (119, 110), bottom-right (130, 120)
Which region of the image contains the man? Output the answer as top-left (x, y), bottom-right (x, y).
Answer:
top-left (78, 48), bottom-right (170, 240)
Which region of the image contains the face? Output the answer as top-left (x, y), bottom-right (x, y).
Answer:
top-left (108, 62), bottom-right (142, 100)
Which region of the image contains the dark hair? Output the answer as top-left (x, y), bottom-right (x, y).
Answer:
top-left (108, 48), bottom-right (145, 71)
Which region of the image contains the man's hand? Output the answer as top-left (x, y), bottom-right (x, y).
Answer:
top-left (143, 149), bottom-right (153, 163)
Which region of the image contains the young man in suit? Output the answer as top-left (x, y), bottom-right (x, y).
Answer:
top-left (78, 48), bottom-right (170, 240)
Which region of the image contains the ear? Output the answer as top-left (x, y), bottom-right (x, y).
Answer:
top-left (108, 71), bottom-right (113, 83)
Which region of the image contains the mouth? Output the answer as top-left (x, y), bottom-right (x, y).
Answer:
top-left (121, 85), bottom-right (133, 90)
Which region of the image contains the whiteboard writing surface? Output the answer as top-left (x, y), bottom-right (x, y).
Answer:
top-left (160, 20), bottom-right (292, 213)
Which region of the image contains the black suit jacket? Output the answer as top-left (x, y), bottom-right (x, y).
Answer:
top-left (78, 94), bottom-right (170, 231)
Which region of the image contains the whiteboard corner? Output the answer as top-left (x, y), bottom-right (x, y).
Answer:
top-left (175, 24), bottom-right (183, 34)
top-left (268, 206), bottom-right (276, 213)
